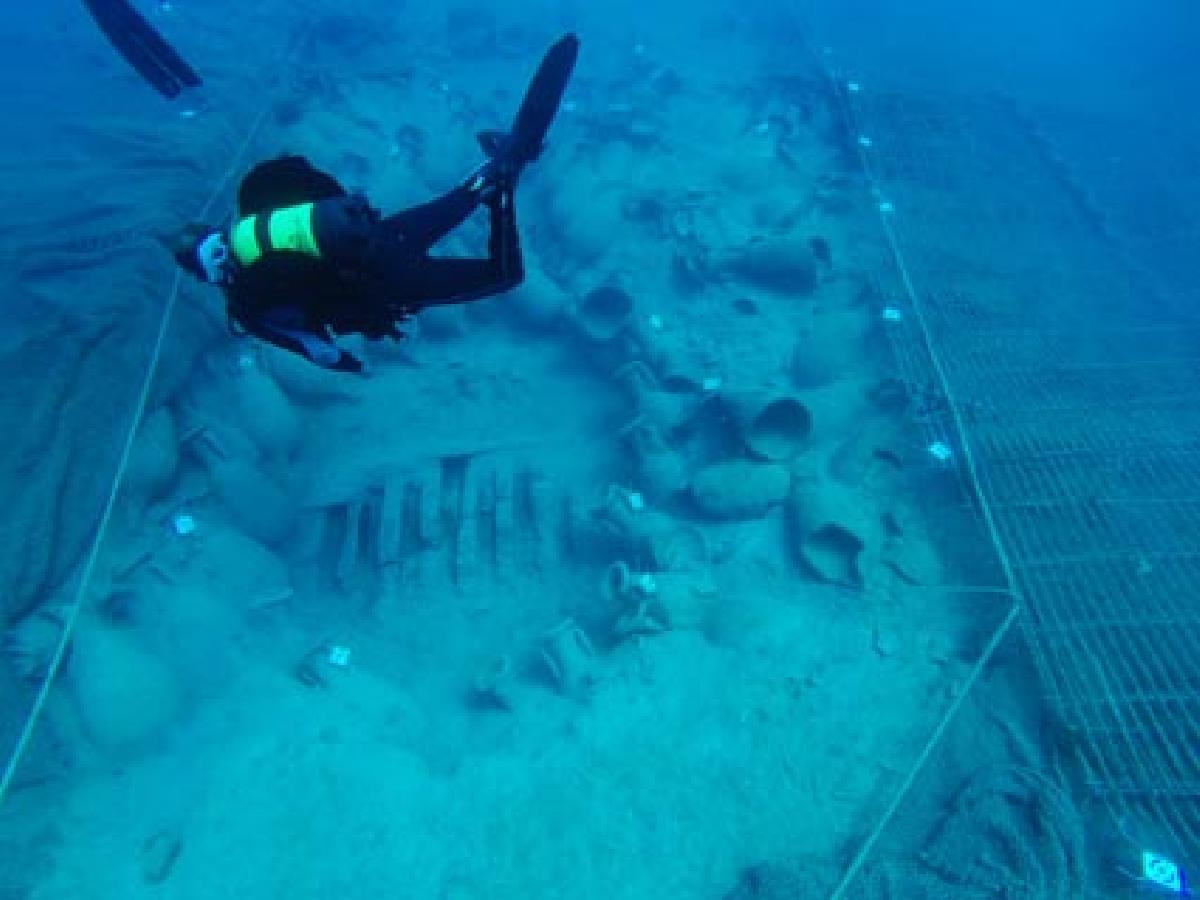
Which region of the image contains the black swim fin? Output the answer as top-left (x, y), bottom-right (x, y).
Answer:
top-left (81, 0), bottom-right (201, 99)
top-left (477, 33), bottom-right (580, 184)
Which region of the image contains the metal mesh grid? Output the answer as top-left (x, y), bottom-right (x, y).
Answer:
top-left (835, 78), bottom-right (1200, 848)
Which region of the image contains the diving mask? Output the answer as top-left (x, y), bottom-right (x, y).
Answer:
top-left (194, 231), bottom-right (233, 284)
top-left (175, 228), bottom-right (233, 285)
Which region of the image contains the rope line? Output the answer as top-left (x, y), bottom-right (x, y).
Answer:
top-left (807, 39), bottom-right (1031, 899)
top-left (828, 601), bottom-right (1020, 900)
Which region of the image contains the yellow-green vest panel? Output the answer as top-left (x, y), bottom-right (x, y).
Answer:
top-left (229, 202), bottom-right (320, 266)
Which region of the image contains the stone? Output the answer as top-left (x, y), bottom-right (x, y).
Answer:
top-left (140, 830), bottom-right (182, 885)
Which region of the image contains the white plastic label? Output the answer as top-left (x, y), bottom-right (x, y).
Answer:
top-left (627, 491), bottom-right (645, 512)
top-left (328, 646), bottom-right (351, 668)
top-left (172, 513), bottom-right (197, 536)
top-left (635, 572), bottom-right (658, 595)
top-left (928, 441), bottom-right (953, 463)
top-left (882, 306), bottom-right (903, 322)
top-left (1142, 851), bottom-right (1184, 893)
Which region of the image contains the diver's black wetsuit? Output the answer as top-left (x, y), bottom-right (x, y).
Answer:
top-left (372, 182), bottom-right (523, 311)
top-left (223, 157), bottom-right (523, 373)
top-left (204, 33), bottom-right (578, 371)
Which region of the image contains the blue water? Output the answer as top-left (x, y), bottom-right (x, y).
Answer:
top-left (0, 2), bottom-right (1198, 897)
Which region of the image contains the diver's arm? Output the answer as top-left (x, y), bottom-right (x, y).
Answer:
top-left (272, 326), bottom-right (364, 373)
top-left (249, 307), bottom-right (365, 373)
top-left (80, 0), bottom-right (201, 99)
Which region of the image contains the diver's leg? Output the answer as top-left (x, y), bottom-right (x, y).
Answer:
top-left (372, 33), bottom-right (577, 255)
top-left (486, 187), bottom-right (524, 286)
top-left (376, 184), bottom-right (482, 255)
top-left (387, 188), bottom-right (523, 311)
top-left (399, 259), bottom-right (507, 310)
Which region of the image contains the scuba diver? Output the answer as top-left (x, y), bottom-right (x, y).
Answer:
top-left (170, 33), bottom-right (579, 374)
top-left (81, 0), bottom-right (201, 99)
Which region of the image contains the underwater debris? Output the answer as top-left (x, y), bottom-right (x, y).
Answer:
top-left (919, 765), bottom-right (1087, 898)
top-left (3, 605), bottom-right (70, 683)
top-left (469, 654), bottom-right (518, 711)
top-left (808, 235), bottom-right (833, 267)
top-left (721, 390), bottom-right (813, 461)
top-left (140, 830), bottom-right (182, 885)
top-left (540, 618), bottom-right (596, 698)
